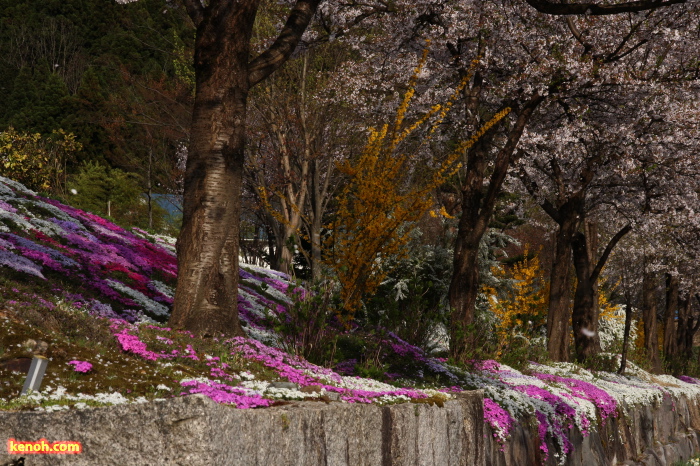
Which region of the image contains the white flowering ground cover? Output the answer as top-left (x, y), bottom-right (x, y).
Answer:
top-left (2, 174), bottom-right (700, 463)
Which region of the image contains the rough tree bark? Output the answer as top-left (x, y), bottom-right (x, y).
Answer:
top-left (642, 267), bottom-right (662, 373)
top-left (518, 142), bottom-right (607, 361)
top-left (571, 223), bottom-right (631, 361)
top-left (675, 295), bottom-right (700, 372)
top-left (518, 172), bottom-right (586, 361)
top-left (547, 213), bottom-right (579, 361)
top-left (448, 94), bottom-right (543, 358)
top-left (663, 273), bottom-right (679, 357)
top-left (169, 0), bottom-right (321, 337)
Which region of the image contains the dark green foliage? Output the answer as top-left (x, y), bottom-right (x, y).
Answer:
top-left (4, 66), bottom-right (70, 134)
top-left (361, 241), bottom-right (453, 351)
top-left (0, 0), bottom-right (193, 182)
top-left (67, 161), bottom-right (168, 230)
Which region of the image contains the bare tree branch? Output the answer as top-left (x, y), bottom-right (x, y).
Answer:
top-left (248, 0), bottom-right (322, 87)
top-left (481, 94), bottom-right (545, 223)
top-left (526, 0), bottom-right (686, 16)
top-left (518, 164), bottom-right (561, 221)
top-left (591, 223), bottom-right (632, 283)
top-left (566, 17), bottom-right (592, 54)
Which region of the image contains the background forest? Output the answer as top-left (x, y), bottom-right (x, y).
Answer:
top-left (1, 0), bottom-right (700, 376)
top-left (0, 0), bottom-right (192, 231)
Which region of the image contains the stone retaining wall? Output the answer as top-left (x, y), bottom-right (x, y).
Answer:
top-left (0, 391), bottom-right (483, 466)
top-left (484, 392), bottom-right (700, 466)
top-left (3, 390), bottom-right (700, 465)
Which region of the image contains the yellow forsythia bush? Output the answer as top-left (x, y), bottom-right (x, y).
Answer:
top-left (326, 46), bottom-right (510, 319)
top-left (484, 247), bottom-right (549, 357)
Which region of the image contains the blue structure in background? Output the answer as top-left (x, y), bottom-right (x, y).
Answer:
top-left (146, 193), bottom-right (182, 226)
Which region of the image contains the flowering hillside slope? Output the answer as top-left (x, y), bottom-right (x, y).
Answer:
top-left (2, 174), bottom-right (700, 464)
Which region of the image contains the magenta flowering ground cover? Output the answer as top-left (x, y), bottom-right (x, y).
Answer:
top-left (0, 176), bottom-right (177, 322)
top-left (67, 361), bottom-right (93, 373)
top-left (4, 174), bottom-right (700, 464)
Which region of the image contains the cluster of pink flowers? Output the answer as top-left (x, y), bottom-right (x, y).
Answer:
top-left (483, 398), bottom-right (515, 444)
top-left (228, 336), bottom-right (429, 404)
top-left (9, 175), bottom-right (700, 464)
top-left (67, 360), bottom-right (93, 373)
top-left (179, 380), bottom-right (273, 409)
top-left (535, 411), bottom-right (550, 460)
top-left (534, 373), bottom-right (617, 422)
top-left (110, 321), bottom-right (165, 361)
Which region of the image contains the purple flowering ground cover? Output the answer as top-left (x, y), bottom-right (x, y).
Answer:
top-left (3, 174), bottom-right (700, 463)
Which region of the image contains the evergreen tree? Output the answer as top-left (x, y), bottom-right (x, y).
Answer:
top-left (68, 161), bottom-right (167, 230)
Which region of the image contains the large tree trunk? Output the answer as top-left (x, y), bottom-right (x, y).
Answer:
top-left (169, 0), bottom-right (321, 337)
top-left (571, 223), bottom-right (630, 361)
top-left (448, 219), bottom-right (484, 356)
top-left (170, 6), bottom-right (254, 337)
top-left (546, 213), bottom-right (579, 361)
top-left (675, 296), bottom-right (696, 372)
top-left (448, 95), bottom-right (543, 358)
top-left (571, 232), bottom-right (598, 360)
top-left (642, 269), bottom-right (662, 373)
top-left (663, 273), bottom-right (679, 357)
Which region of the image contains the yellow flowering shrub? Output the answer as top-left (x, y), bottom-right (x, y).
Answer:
top-left (326, 46), bottom-right (510, 319)
top-left (484, 247), bottom-right (549, 357)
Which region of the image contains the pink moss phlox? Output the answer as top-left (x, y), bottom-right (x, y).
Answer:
top-left (0, 249), bottom-right (46, 278)
top-left (180, 380), bottom-right (272, 409)
top-left (228, 337), bottom-right (434, 404)
top-left (240, 285), bottom-right (286, 316)
top-left (340, 387), bottom-right (427, 404)
top-left (536, 410), bottom-right (549, 461)
top-left (229, 337), bottom-right (343, 385)
top-left (68, 360), bottom-right (93, 373)
top-left (483, 397), bottom-right (514, 440)
top-left (513, 384), bottom-right (577, 420)
top-left (262, 277), bottom-right (288, 293)
top-left (472, 360), bottom-right (501, 372)
top-left (110, 321), bottom-right (162, 361)
top-left (534, 373), bottom-right (618, 421)
top-left (387, 332), bottom-right (425, 360)
top-left (0, 199), bottom-right (17, 213)
top-left (183, 344), bottom-right (200, 360)
top-left (146, 325), bottom-right (172, 331)
top-left (210, 367), bottom-right (234, 380)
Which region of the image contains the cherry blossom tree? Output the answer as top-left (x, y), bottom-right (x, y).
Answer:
top-left (115, 0), bottom-right (323, 337)
top-left (321, 0), bottom-right (699, 357)
top-left (112, 0), bottom-right (700, 352)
